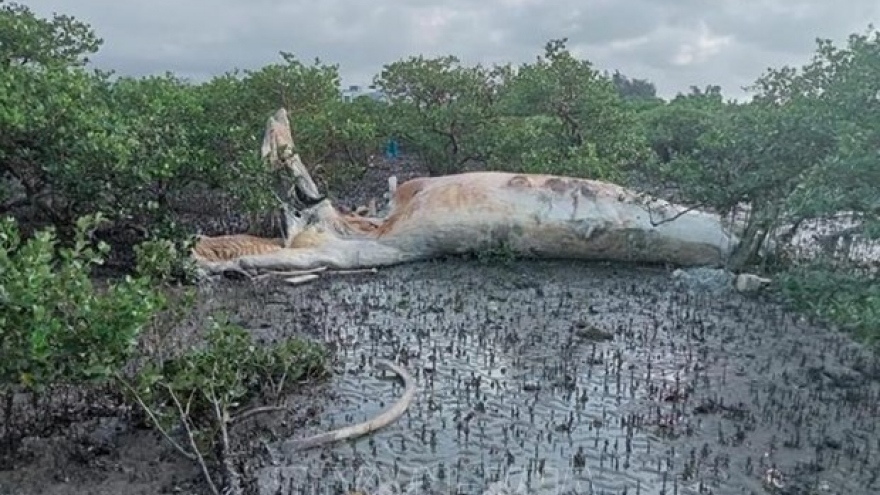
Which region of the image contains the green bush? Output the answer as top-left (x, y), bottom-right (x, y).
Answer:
top-left (485, 116), bottom-right (619, 180)
top-left (638, 90), bottom-right (723, 164)
top-left (0, 214), bottom-right (166, 393)
top-left (374, 55), bottom-right (499, 175)
top-left (122, 317), bottom-right (328, 465)
top-left (0, 209), bottom-right (329, 488)
top-left (133, 236), bottom-right (200, 283)
top-left (778, 264), bottom-right (880, 348)
top-left (494, 39), bottom-right (650, 178)
top-left (0, 213), bottom-right (168, 460)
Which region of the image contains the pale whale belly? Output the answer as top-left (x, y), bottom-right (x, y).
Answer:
top-left (376, 172), bottom-right (737, 267)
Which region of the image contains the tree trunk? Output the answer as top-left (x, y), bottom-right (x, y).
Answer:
top-left (728, 202), bottom-right (778, 271)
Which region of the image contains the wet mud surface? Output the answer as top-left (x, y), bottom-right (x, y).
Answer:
top-left (0, 422), bottom-right (202, 495)
top-left (202, 259), bottom-right (880, 495)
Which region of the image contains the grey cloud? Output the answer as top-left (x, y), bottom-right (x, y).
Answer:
top-left (22, 0), bottom-right (880, 99)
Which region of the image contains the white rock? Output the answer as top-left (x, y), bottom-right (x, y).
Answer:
top-left (734, 273), bottom-right (771, 293)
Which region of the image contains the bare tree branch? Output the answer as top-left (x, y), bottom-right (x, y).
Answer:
top-left (115, 375), bottom-right (196, 462)
top-left (165, 383), bottom-right (220, 495)
top-left (635, 193), bottom-right (708, 227)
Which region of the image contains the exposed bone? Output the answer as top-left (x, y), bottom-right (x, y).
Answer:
top-left (328, 268), bottom-right (379, 275)
top-left (192, 108), bottom-right (740, 275)
top-left (282, 359), bottom-right (416, 451)
top-left (384, 176), bottom-right (398, 212)
top-left (284, 274), bottom-right (320, 286)
top-left (267, 267), bottom-right (328, 277)
top-left (387, 175), bottom-right (398, 195)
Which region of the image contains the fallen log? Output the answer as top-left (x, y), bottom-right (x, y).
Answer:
top-left (192, 108), bottom-right (739, 275)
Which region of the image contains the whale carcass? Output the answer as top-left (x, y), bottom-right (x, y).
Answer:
top-left (193, 108), bottom-right (738, 276)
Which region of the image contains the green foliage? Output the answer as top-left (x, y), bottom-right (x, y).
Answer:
top-left (110, 75), bottom-right (209, 203)
top-left (492, 39), bottom-right (649, 180)
top-left (659, 101), bottom-right (835, 213)
top-left (375, 55), bottom-right (499, 175)
top-left (0, 61), bottom-right (126, 228)
top-left (747, 29), bottom-right (880, 344)
top-left (0, 214), bottom-right (166, 391)
top-left (778, 265), bottom-right (880, 348)
top-left (509, 40), bottom-right (647, 154)
top-left (638, 90), bottom-right (726, 164)
top-left (640, 75), bottom-right (843, 268)
top-left (474, 240), bottom-right (518, 265)
top-left (0, 3), bottom-right (384, 243)
top-left (635, 28), bottom-right (880, 343)
top-left (0, 1), bottom-right (102, 68)
top-left (125, 317), bottom-right (328, 454)
top-left (610, 70), bottom-right (660, 103)
top-left (134, 236), bottom-right (200, 283)
top-left (370, 40), bottom-right (649, 180)
top-left (198, 55), bottom-right (339, 165)
top-left (753, 29), bottom-right (880, 225)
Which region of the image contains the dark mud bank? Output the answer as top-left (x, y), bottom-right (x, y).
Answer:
top-left (210, 259), bottom-right (880, 495)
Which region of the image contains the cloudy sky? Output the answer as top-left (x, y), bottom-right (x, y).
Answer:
top-left (23, 0), bottom-right (880, 99)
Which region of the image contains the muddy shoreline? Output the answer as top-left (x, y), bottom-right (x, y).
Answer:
top-left (238, 259), bottom-right (878, 495)
top-left (2, 258), bottom-right (879, 495)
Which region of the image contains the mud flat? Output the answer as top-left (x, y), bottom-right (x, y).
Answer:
top-left (203, 258), bottom-right (877, 495)
top-left (2, 258), bottom-right (877, 495)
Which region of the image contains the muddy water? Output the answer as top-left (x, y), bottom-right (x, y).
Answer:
top-left (212, 259), bottom-right (879, 495)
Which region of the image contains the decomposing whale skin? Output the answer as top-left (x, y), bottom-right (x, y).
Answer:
top-left (192, 108), bottom-right (739, 275)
